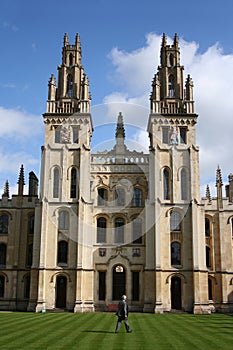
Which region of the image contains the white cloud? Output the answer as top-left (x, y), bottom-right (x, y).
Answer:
top-left (103, 33), bottom-right (233, 190)
top-left (0, 106), bottom-right (42, 140)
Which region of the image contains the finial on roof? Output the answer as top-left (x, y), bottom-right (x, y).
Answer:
top-left (216, 165), bottom-right (223, 187)
top-left (173, 33), bottom-right (179, 47)
top-left (115, 112), bottom-right (125, 139)
top-left (17, 164), bottom-right (25, 196)
top-left (162, 33), bottom-right (167, 47)
top-left (75, 33), bottom-right (80, 45)
top-left (63, 33), bottom-right (69, 46)
top-left (2, 180), bottom-right (9, 198)
top-left (206, 184), bottom-right (212, 203)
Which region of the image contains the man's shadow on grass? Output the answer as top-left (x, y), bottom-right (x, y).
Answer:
top-left (82, 330), bottom-right (115, 334)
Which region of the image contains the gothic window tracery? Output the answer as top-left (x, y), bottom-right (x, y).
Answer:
top-left (132, 188), bottom-right (143, 207)
top-left (0, 243), bottom-right (6, 265)
top-left (171, 241), bottom-right (181, 265)
top-left (58, 211), bottom-right (69, 231)
top-left (0, 214), bottom-right (8, 234)
top-left (97, 217), bottom-right (107, 243)
top-left (57, 240), bottom-right (68, 264)
top-left (67, 74), bottom-right (73, 98)
top-left (168, 75), bottom-right (175, 97)
top-left (170, 211), bottom-right (181, 231)
top-left (69, 53), bottom-right (73, 67)
top-left (0, 275), bottom-right (5, 297)
top-left (163, 169), bottom-right (170, 200)
top-left (169, 53), bottom-right (174, 67)
top-left (205, 218), bottom-right (210, 237)
top-left (70, 168), bottom-right (77, 198)
top-left (98, 188), bottom-right (108, 206)
top-left (53, 168), bottom-right (60, 198)
top-left (114, 217), bottom-right (125, 244)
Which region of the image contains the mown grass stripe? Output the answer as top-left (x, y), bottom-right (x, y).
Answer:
top-left (0, 313), bottom-right (233, 349)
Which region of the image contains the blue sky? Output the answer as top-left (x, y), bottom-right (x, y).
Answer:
top-left (1, 0), bottom-right (233, 196)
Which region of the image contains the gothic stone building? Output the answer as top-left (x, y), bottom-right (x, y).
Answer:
top-left (1, 33), bottom-right (233, 314)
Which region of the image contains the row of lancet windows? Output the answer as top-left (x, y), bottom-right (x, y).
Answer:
top-left (97, 187), bottom-right (143, 207)
top-left (163, 168), bottom-right (188, 200)
top-left (97, 217), bottom-right (143, 244)
top-left (0, 214), bottom-right (34, 235)
top-left (0, 274), bottom-right (30, 299)
top-left (205, 216), bottom-right (233, 238)
top-left (0, 243), bottom-right (33, 267)
top-left (53, 167), bottom-right (77, 199)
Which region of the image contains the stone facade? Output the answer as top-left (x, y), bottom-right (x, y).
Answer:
top-left (1, 33), bottom-right (233, 314)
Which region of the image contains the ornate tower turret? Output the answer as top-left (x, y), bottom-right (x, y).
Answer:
top-left (46, 33), bottom-right (91, 115)
top-left (37, 34), bottom-right (94, 314)
top-left (146, 34), bottom-right (209, 314)
top-left (150, 33), bottom-right (195, 116)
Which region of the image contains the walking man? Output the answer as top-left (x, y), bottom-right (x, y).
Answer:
top-left (115, 295), bottom-right (132, 333)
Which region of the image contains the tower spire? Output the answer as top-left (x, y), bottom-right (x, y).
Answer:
top-left (17, 164), bottom-right (25, 196)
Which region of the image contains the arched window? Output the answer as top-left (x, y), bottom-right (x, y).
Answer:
top-left (97, 217), bottom-right (107, 243)
top-left (132, 217), bottom-right (142, 244)
top-left (98, 188), bottom-right (108, 206)
top-left (170, 211), bottom-right (181, 231)
top-left (113, 265), bottom-right (125, 300)
top-left (57, 240), bottom-right (68, 264)
top-left (69, 53), bottom-right (73, 67)
top-left (58, 211), bottom-right (69, 231)
top-left (114, 218), bottom-right (125, 244)
top-left (206, 246), bottom-right (211, 268)
top-left (208, 278), bottom-right (213, 300)
top-left (0, 214), bottom-right (8, 234)
top-left (24, 274), bottom-right (30, 299)
top-left (171, 241), bottom-right (181, 265)
top-left (26, 244), bottom-right (33, 267)
top-left (0, 243), bottom-right (6, 265)
top-left (70, 168), bottom-right (77, 198)
top-left (168, 75), bottom-right (175, 97)
top-left (28, 215), bottom-right (35, 235)
top-left (181, 169), bottom-right (187, 200)
top-left (53, 168), bottom-right (60, 198)
top-left (115, 188), bottom-right (125, 206)
top-left (231, 218), bottom-right (233, 238)
top-left (67, 74), bottom-right (73, 98)
top-left (205, 218), bottom-right (210, 237)
top-left (0, 275), bottom-right (5, 297)
top-left (132, 188), bottom-right (142, 207)
top-left (163, 169), bottom-right (170, 200)
top-left (169, 54), bottom-right (174, 67)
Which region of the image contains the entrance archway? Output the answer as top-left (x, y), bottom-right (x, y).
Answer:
top-left (171, 276), bottom-right (182, 310)
top-left (112, 265), bottom-right (126, 300)
top-left (56, 275), bottom-right (67, 308)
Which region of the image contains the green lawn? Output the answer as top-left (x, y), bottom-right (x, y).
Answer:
top-left (0, 312), bottom-right (233, 349)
